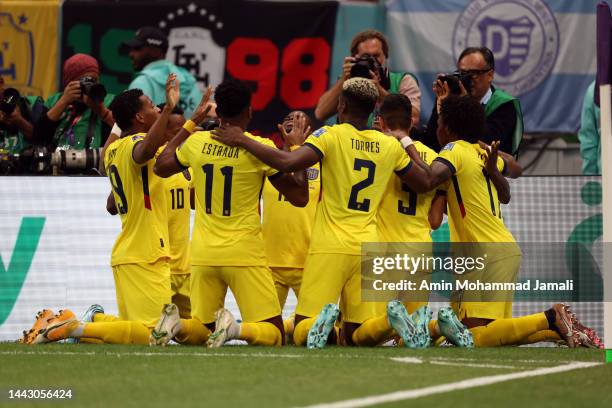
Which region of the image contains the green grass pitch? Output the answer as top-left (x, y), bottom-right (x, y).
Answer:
top-left (0, 343), bottom-right (610, 407)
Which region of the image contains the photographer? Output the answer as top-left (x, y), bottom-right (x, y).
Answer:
top-left (314, 29), bottom-right (421, 126)
top-left (36, 54), bottom-right (115, 151)
top-left (420, 47), bottom-right (523, 155)
top-left (0, 76), bottom-right (45, 172)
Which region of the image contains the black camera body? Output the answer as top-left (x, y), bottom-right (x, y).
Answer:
top-left (202, 118), bottom-right (220, 131)
top-left (439, 71), bottom-right (473, 95)
top-left (0, 88), bottom-right (20, 115)
top-left (79, 77), bottom-right (107, 103)
top-left (350, 54), bottom-right (385, 81)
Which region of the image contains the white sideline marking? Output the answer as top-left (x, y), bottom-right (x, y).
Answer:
top-left (429, 361), bottom-right (519, 369)
top-left (298, 361), bottom-right (601, 408)
top-left (391, 356), bottom-right (520, 369)
top-left (389, 357), bottom-right (423, 364)
top-left (0, 350), bottom-right (303, 358)
top-left (429, 356), bottom-right (574, 364)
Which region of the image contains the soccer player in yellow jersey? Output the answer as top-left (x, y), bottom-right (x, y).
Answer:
top-left (374, 94), bottom-right (441, 347)
top-left (211, 77), bottom-right (437, 348)
top-left (27, 75), bottom-right (181, 345)
top-left (106, 105), bottom-right (194, 319)
top-left (154, 80), bottom-right (309, 347)
top-left (401, 94), bottom-right (601, 348)
top-left (262, 111), bottom-right (320, 309)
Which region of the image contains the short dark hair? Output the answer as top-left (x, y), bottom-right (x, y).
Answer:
top-left (379, 94), bottom-right (412, 131)
top-left (341, 77), bottom-right (378, 119)
top-left (458, 46), bottom-right (495, 70)
top-left (214, 79), bottom-right (251, 118)
top-left (109, 89), bottom-right (144, 130)
top-left (157, 103), bottom-right (184, 116)
top-left (439, 95), bottom-right (484, 142)
top-left (350, 30), bottom-right (389, 58)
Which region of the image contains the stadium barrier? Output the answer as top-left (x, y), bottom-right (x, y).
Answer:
top-left (0, 176), bottom-right (603, 342)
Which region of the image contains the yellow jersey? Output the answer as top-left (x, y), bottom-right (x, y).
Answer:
top-left (175, 131), bottom-right (279, 266)
top-left (104, 133), bottom-right (169, 266)
top-left (378, 141), bottom-right (438, 243)
top-left (303, 123), bottom-right (411, 255)
top-left (166, 168), bottom-right (193, 274)
top-left (262, 163), bottom-right (321, 268)
top-left (435, 140), bottom-right (519, 253)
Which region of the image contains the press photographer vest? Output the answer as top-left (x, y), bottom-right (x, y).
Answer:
top-left (368, 71), bottom-right (418, 126)
top-left (485, 88), bottom-right (524, 156)
top-left (0, 95), bottom-right (42, 155)
top-left (44, 92), bottom-right (115, 150)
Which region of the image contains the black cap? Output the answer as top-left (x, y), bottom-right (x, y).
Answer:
top-left (121, 27), bottom-right (168, 52)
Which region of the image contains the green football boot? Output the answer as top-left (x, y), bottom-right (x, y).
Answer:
top-left (387, 300), bottom-right (420, 348)
top-left (411, 305), bottom-right (433, 348)
top-left (437, 306), bottom-right (474, 348)
top-left (307, 303), bottom-right (340, 349)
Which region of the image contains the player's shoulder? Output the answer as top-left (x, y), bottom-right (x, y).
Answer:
top-left (308, 125), bottom-right (334, 140)
top-left (414, 141), bottom-right (438, 162)
top-left (189, 130), bottom-right (211, 141)
top-left (246, 132), bottom-right (276, 148)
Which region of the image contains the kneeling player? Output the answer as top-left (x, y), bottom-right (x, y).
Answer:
top-left (22, 76), bottom-right (181, 345)
top-left (154, 80), bottom-right (309, 347)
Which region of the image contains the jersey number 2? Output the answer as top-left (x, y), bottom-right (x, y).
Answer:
top-left (348, 159), bottom-right (376, 212)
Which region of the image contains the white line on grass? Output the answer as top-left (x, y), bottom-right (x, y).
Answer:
top-left (429, 361), bottom-right (520, 369)
top-left (389, 357), bottom-right (423, 364)
top-left (391, 356), bottom-right (521, 369)
top-left (298, 361), bottom-right (601, 408)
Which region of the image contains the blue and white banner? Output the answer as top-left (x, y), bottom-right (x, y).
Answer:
top-left (386, 0), bottom-right (598, 133)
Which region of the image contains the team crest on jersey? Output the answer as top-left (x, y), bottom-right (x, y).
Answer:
top-left (312, 128), bottom-right (327, 138)
top-left (441, 143), bottom-right (455, 151)
top-left (306, 167), bottom-right (319, 180)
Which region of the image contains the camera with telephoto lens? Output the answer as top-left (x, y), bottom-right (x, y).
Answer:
top-left (350, 54), bottom-right (385, 80)
top-left (439, 71), bottom-right (473, 95)
top-left (50, 148), bottom-right (102, 172)
top-left (0, 88), bottom-right (20, 115)
top-left (79, 76), bottom-right (107, 103)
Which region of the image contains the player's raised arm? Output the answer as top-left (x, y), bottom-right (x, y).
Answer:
top-left (133, 74), bottom-right (179, 164)
top-left (384, 127), bottom-right (451, 193)
top-left (154, 86), bottom-right (213, 177)
top-left (211, 125), bottom-right (319, 173)
top-left (478, 140), bottom-right (522, 179)
top-left (266, 111), bottom-right (311, 207)
top-left (483, 141), bottom-right (511, 204)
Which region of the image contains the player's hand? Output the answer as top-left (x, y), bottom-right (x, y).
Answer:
top-left (434, 78), bottom-right (450, 114)
top-left (60, 81), bottom-right (82, 105)
top-left (211, 124), bottom-right (246, 147)
top-left (342, 57), bottom-right (355, 81)
top-left (484, 140), bottom-right (501, 174)
top-left (191, 85), bottom-right (214, 125)
top-left (372, 115), bottom-right (383, 132)
top-left (386, 129), bottom-right (410, 141)
top-left (277, 112), bottom-right (310, 147)
top-left (165, 74), bottom-right (180, 109)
